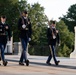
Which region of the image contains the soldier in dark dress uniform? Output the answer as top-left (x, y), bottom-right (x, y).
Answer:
top-left (0, 16), bottom-right (11, 66)
top-left (18, 10), bottom-right (32, 66)
top-left (46, 21), bottom-right (60, 65)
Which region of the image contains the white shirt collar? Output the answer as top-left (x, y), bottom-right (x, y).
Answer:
top-left (24, 17), bottom-right (27, 19)
top-left (2, 22), bottom-right (5, 24)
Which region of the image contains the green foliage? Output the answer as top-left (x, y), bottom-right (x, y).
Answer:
top-left (60, 4), bottom-right (76, 32)
top-left (0, 0), bottom-right (74, 57)
top-left (56, 20), bottom-right (74, 57)
top-left (28, 3), bottom-right (48, 45)
top-left (0, 0), bottom-right (19, 41)
top-left (28, 45), bottom-right (50, 56)
top-left (0, 0), bottom-right (28, 42)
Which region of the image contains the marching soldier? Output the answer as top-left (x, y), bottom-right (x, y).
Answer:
top-left (46, 21), bottom-right (60, 65)
top-left (0, 15), bottom-right (11, 66)
top-left (18, 10), bottom-right (32, 66)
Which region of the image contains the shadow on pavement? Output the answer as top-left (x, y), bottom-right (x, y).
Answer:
top-left (6, 59), bottom-right (76, 69)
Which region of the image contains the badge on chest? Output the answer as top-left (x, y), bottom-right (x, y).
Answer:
top-left (0, 25), bottom-right (5, 33)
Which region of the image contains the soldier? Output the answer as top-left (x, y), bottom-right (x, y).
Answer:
top-left (0, 15), bottom-right (11, 66)
top-left (18, 10), bottom-right (32, 66)
top-left (46, 21), bottom-right (60, 65)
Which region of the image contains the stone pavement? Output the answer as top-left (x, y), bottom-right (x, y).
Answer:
top-left (0, 55), bottom-right (76, 75)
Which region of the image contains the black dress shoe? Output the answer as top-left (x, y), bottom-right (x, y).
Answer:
top-left (46, 62), bottom-right (51, 65)
top-left (19, 62), bottom-right (24, 65)
top-left (3, 61), bottom-right (8, 66)
top-left (55, 60), bottom-right (60, 65)
top-left (26, 60), bottom-right (29, 66)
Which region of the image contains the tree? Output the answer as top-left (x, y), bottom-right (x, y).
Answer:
top-left (28, 3), bottom-right (48, 45)
top-left (9, 0), bottom-right (18, 4)
top-left (60, 4), bottom-right (76, 32)
top-left (0, 0), bottom-right (48, 43)
top-left (56, 20), bottom-right (74, 57)
top-left (0, 0), bottom-right (19, 41)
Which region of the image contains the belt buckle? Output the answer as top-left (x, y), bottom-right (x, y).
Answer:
top-left (25, 28), bottom-right (28, 30)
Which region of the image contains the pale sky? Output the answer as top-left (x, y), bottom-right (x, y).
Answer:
top-left (27, 0), bottom-right (76, 21)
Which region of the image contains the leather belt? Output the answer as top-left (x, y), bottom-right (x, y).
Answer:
top-left (25, 28), bottom-right (28, 30)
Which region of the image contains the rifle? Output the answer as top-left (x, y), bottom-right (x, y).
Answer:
top-left (18, 8), bottom-right (29, 30)
top-left (18, 8), bottom-right (25, 24)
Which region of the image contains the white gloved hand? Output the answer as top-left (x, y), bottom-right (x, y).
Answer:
top-left (22, 24), bottom-right (26, 29)
top-left (5, 26), bottom-right (8, 29)
top-left (58, 43), bottom-right (60, 46)
top-left (56, 30), bottom-right (59, 33)
top-left (29, 38), bottom-right (31, 41)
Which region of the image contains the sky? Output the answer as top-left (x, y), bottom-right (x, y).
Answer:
top-left (27, 0), bottom-right (76, 21)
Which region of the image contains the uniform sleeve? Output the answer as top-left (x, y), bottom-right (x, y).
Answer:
top-left (47, 28), bottom-right (49, 38)
top-left (47, 28), bottom-right (52, 39)
top-left (18, 18), bottom-right (23, 31)
top-left (56, 32), bottom-right (60, 44)
top-left (28, 18), bottom-right (32, 38)
top-left (6, 24), bottom-right (12, 41)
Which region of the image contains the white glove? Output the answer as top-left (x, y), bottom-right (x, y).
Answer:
top-left (58, 43), bottom-right (60, 46)
top-left (53, 35), bottom-right (56, 39)
top-left (5, 26), bottom-right (8, 29)
top-left (29, 38), bottom-right (31, 41)
top-left (22, 24), bottom-right (26, 29)
top-left (56, 30), bottom-right (59, 33)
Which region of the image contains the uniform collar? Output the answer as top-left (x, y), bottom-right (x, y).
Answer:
top-left (1, 22), bottom-right (5, 25)
top-left (24, 17), bottom-right (27, 19)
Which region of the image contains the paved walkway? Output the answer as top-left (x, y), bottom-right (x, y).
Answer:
top-left (0, 55), bottom-right (76, 75)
